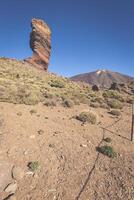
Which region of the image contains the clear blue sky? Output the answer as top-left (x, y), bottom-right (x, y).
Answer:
top-left (0, 0), bottom-right (134, 77)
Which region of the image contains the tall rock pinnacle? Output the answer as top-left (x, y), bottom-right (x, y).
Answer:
top-left (25, 18), bottom-right (51, 70)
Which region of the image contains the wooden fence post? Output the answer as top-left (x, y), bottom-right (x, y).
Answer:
top-left (131, 103), bottom-right (134, 142)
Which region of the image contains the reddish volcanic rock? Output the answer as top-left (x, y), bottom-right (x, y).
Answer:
top-left (25, 18), bottom-right (51, 70)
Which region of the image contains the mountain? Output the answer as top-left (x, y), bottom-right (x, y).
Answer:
top-left (70, 70), bottom-right (134, 88)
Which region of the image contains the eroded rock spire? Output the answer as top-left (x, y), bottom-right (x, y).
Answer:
top-left (25, 18), bottom-right (51, 70)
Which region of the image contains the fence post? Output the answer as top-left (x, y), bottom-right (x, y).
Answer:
top-left (131, 103), bottom-right (134, 142)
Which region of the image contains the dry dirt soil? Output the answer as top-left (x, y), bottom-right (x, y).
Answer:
top-left (0, 102), bottom-right (134, 200)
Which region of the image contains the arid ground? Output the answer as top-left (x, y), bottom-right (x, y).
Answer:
top-left (0, 58), bottom-right (134, 200)
top-left (0, 102), bottom-right (134, 200)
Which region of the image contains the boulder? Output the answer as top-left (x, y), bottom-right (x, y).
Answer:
top-left (25, 18), bottom-right (51, 70)
top-left (4, 182), bottom-right (17, 195)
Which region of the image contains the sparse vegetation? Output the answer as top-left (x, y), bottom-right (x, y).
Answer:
top-left (49, 80), bottom-right (65, 88)
top-left (109, 109), bottom-right (121, 116)
top-left (76, 111), bottom-right (97, 124)
top-left (62, 99), bottom-right (74, 108)
top-left (103, 90), bottom-right (124, 102)
top-left (27, 161), bottom-right (40, 172)
top-left (107, 99), bottom-right (123, 109)
top-left (30, 109), bottom-right (37, 114)
top-left (0, 58), bottom-right (94, 105)
top-left (97, 145), bottom-right (116, 158)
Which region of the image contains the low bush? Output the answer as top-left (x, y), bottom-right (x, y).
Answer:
top-left (49, 80), bottom-right (65, 88)
top-left (107, 99), bottom-right (123, 109)
top-left (76, 111), bottom-right (97, 124)
top-left (97, 145), bottom-right (116, 158)
top-left (103, 90), bottom-right (124, 102)
top-left (109, 109), bottom-right (121, 116)
top-left (62, 99), bottom-right (74, 108)
top-left (27, 161), bottom-right (40, 172)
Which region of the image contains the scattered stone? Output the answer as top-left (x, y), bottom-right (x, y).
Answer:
top-left (12, 166), bottom-right (24, 181)
top-left (5, 182), bottom-right (17, 194)
top-left (0, 161), bottom-right (13, 192)
top-left (25, 18), bottom-right (51, 70)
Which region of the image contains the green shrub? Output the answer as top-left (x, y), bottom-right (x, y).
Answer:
top-left (27, 161), bottom-right (40, 172)
top-left (76, 111), bottom-right (97, 124)
top-left (63, 99), bottom-right (74, 108)
top-left (103, 90), bottom-right (124, 102)
top-left (97, 145), bottom-right (116, 158)
top-left (109, 109), bottom-right (121, 116)
top-left (107, 99), bottom-right (123, 109)
top-left (49, 80), bottom-right (65, 88)
top-left (92, 97), bottom-right (104, 104)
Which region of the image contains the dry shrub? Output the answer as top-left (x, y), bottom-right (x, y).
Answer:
top-left (76, 111), bottom-right (97, 124)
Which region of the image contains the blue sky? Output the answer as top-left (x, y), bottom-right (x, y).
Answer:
top-left (0, 0), bottom-right (134, 77)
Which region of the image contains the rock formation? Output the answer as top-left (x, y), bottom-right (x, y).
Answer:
top-left (25, 18), bottom-right (51, 70)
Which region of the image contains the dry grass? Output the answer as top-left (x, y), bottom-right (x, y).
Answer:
top-left (76, 111), bottom-right (97, 124)
top-left (0, 58), bottom-right (133, 109)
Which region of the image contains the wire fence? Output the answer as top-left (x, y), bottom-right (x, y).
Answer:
top-left (101, 103), bottom-right (134, 142)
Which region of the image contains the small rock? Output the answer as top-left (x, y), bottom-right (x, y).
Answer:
top-left (29, 135), bottom-right (35, 139)
top-left (80, 144), bottom-right (87, 147)
top-left (26, 171), bottom-right (34, 176)
top-left (5, 182), bottom-right (17, 194)
top-left (12, 166), bottom-right (24, 181)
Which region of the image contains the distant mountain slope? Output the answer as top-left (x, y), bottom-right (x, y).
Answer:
top-left (70, 70), bottom-right (134, 88)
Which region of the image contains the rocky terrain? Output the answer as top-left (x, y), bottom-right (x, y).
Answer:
top-left (0, 17), bottom-right (134, 200)
top-left (70, 69), bottom-right (134, 88)
top-left (25, 18), bottom-right (51, 70)
top-left (0, 58), bottom-right (134, 200)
